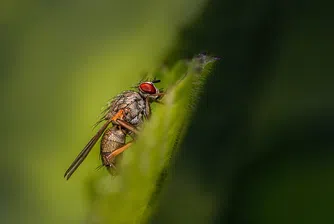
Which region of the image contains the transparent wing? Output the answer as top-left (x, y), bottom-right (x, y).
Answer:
top-left (64, 120), bottom-right (111, 180)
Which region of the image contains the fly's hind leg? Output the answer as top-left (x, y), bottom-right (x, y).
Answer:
top-left (101, 142), bottom-right (133, 175)
top-left (106, 141), bottom-right (133, 160)
top-left (101, 151), bottom-right (117, 169)
top-left (101, 151), bottom-right (120, 175)
top-left (101, 142), bottom-right (132, 175)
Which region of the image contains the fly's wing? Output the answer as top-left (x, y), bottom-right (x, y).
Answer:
top-left (64, 120), bottom-right (112, 180)
top-left (93, 91), bottom-right (131, 129)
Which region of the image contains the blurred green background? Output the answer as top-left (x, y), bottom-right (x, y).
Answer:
top-left (1, 0), bottom-right (334, 223)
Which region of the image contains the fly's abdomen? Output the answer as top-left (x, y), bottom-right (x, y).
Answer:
top-left (100, 126), bottom-right (126, 169)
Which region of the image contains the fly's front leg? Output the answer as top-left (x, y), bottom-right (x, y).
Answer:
top-left (152, 93), bottom-right (165, 105)
top-left (145, 97), bottom-right (152, 119)
top-left (152, 93), bottom-right (165, 101)
top-left (145, 93), bottom-right (165, 119)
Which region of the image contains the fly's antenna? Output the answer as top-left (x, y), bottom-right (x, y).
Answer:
top-left (132, 75), bottom-right (161, 88)
top-left (151, 77), bottom-right (161, 83)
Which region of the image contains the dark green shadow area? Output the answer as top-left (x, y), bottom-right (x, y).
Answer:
top-left (150, 0), bottom-right (334, 223)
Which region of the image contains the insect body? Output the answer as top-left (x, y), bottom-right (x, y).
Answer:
top-left (64, 79), bottom-right (163, 180)
top-left (100, 125), bottom-right (126, 174)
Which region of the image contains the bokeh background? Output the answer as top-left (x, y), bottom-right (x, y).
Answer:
top-left (1, 0), bottom-right (334, 223)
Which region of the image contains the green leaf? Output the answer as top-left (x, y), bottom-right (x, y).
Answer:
top-left (86, 54), bottom-right (218, 223)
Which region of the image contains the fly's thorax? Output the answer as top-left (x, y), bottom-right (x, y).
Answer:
top-left (107, 91), bottom-right (147, 126)
top-left (124, 98), bottom-right (146, 126)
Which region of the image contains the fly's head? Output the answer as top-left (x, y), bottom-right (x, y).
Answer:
top-left (137, 79), bottom-right (162, 101)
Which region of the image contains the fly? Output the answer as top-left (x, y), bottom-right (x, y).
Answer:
top-left (64, 78), bottom-right (164, 180)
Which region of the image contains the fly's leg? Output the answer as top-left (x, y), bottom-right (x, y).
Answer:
top-left (111, 109), bottom-right (140, 135)
top-left (106, 141), bottom-right (133, 160)
top-left (145, 93), bottom-right (165, 119)
top-left (150, 93), bottom-right (165, 103)
top-left (116, 119), bottom-right (140, 135)
top-left (145, 97), bottom-right (152, 119)
top-left (101, 152), bottom-right (119, 175)
top-left (102, 141), bottom-right (133, 172)
top-left (101, 151), bottom-right (117, 169)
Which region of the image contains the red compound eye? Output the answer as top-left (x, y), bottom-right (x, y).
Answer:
top-left (139, 82), bottom-right (156, 94)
